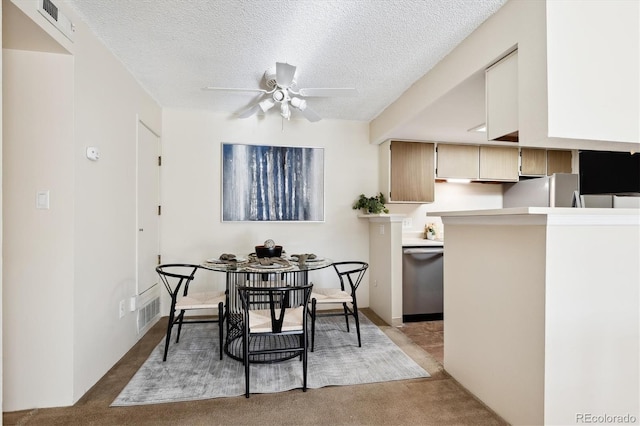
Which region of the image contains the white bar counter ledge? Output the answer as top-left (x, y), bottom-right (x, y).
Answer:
top-left (431, 207), bottom-right (640, 426)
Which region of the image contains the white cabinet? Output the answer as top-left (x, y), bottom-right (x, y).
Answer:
top-left (486, 50), bottom-right (518, 142)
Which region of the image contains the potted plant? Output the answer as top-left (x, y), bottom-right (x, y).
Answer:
top-left (352, 192), bottom-right (389, 214)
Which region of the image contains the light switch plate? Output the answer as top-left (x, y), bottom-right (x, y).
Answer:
top-left (36, 191), bottom-right (50, 209)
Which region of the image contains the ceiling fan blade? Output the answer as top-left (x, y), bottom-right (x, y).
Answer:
top-left (299, 106), bottom-right (322, 122)
top-left (202, 87), bottom-right (268, 94)
top-left (237, 103), bottom-right (261, 119)
top-left (298, 87), bottom-right (358, 97)
top-left (276, 62), bottom-right (297, 87)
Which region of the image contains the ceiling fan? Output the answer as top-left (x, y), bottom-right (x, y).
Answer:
top-left (202, 62), bottom-right (357, 122)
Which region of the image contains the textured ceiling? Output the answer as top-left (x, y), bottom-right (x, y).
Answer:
top-left (65, 0), bottom-right (507, 122)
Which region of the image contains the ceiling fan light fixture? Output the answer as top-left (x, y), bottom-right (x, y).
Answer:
top-left (205, 62), bottom-right (357, 123)
top-left (273, 90), bottom-right (286, 102)
top-left (280, 102), bottom-right (291, 120)
top-left (290, 97), bottom-right (307, 111)
top-left (259, 98), bottom-right (275, 112)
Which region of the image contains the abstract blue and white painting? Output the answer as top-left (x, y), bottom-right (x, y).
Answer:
top-left (222, 143), bottom-right (324, 221)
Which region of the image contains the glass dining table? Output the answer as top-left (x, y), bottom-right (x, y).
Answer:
top-left (201, 255), bottom-right (333, 361)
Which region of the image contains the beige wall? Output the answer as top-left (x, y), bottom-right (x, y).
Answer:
top-left (444, 222), bottom-right (547, 425)
top-left (1, 0), bottom-right (4, 410)
top-left (3, 48), bottom-right (76, 408)
top-left (372, 0), bottom-right (640, 151)
top-left (160, 109), bottom-right (376, 311)
top-left (442, 210), bottom-right (640, 425)
top-left (370, 0), bottom-right (548, 146)
top-left (2, 0), bottom-right (161, 411)
top-left (70, 2), bottom-right (161, 404)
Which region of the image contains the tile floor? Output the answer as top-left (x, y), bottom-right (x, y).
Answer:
top-left (396, 320), bottom-right (444, 364)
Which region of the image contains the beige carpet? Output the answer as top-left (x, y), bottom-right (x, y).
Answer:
top-left (3, 309), bottom-right (507, 425)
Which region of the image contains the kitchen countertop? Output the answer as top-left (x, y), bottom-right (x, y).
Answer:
top-left (402, 237), bottom-right (444, 247)
top-left (429, 206), bottom-right (640, 217)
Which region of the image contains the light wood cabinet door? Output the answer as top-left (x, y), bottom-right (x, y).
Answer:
top-left (520, 148), bottom-right (547, 176)
top-left (436, 144), bottom-right (479, 179)
top-left (547, 150), bottom-right (572, 175)
top-left (479, 146), bottom-right (519, 181)
top-left (389, 141), bottom-right (434, 202)
top-left (486, 50), bottom-right (518, 142)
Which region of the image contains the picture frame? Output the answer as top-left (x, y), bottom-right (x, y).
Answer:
top-left (221, 143), bottom-right (325, 222)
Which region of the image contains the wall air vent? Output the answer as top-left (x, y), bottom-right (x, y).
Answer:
top-left (137, 297), bottom-right (160, 335)
top-left (38, 0), bottom-right (75, 42)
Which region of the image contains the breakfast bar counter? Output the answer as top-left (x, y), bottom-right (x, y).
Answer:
top-left (431, 207), bottom-right (640, 425)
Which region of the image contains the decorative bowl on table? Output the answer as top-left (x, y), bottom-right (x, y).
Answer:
top-left (255, 245), bottom-right (283, 258)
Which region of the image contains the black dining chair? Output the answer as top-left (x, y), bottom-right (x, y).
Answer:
top-left (309, 261), bottom-right (368, 351)
top-left (156, 264), bottom-right (226, 361)
top-left (237, 283), bottom-right (313, 398)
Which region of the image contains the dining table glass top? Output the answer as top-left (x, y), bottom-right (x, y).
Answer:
top-left (200, 253), bottom-right (333, 273)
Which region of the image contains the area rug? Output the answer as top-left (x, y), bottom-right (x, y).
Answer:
top-left (112, 313), bottom-right (429, 405)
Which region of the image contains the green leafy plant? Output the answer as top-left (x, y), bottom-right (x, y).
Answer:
top-left (352, 192), bottom-right (389, 214)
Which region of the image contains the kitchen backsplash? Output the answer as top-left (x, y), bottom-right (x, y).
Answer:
top-left (388, 181), bottom-right (503, 234)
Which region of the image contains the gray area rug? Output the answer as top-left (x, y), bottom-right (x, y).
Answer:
top-left (112, 313), bottom-right (429, 405)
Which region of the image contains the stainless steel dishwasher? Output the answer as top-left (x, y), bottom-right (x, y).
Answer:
top-left (402, 246), bottom-right (444, 322)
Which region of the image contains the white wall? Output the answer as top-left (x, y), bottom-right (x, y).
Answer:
top-left (546, 0), bottom-right (639, 144)
top-left (160, 109), bottom-right (375, 310)
top-left (2, 0), bottom-right (162, 411)
top-left (387, 182), bottom-right (504, 237)
top-left (545, 222), bottom-right (640, 425)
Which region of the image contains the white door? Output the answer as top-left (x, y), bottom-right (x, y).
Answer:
top-left (137, 120), bottom-right (160, 296)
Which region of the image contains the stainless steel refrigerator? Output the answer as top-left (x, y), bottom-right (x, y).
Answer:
top-left (503, 173), bottom-right (579, 208)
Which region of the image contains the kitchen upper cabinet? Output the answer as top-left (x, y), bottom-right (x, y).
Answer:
top-left (381, 140), bottom-right (434, 203)
top-left (479, 146), bottom-right (519, 181)
top-left (520, 148), bottom-right (547, 176)
top-left (521, 148), bottom-right (573, 176)
top-left (547, 150), bottom-right (572, 175)
top-left (436, 144), bottom-right (479, 180)
top-left (437, 144), bottom-right (518, 182)
top-left (486, 50), bottom-right (518, 142)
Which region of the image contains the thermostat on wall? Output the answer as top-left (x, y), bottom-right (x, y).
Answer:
top-left (86, 147), bottom-right (100, 161)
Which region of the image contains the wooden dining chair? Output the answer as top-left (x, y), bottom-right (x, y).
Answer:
top-left (156, 264), bottom-right (226, 361)
top-left (237, 283), bottom-right (313, 398)
top-left (309, 261), bottom-right (368, 351)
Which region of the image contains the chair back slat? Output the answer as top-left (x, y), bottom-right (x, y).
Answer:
top-left (156, 264), bottom-right (200, 297)
top-left (238, 285), bottom-right (312, 333)
top-left (333, 261), bottom-right (369, 294)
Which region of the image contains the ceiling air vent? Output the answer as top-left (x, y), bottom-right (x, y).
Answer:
top-left (37, 0), bottom-right (75, 42)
